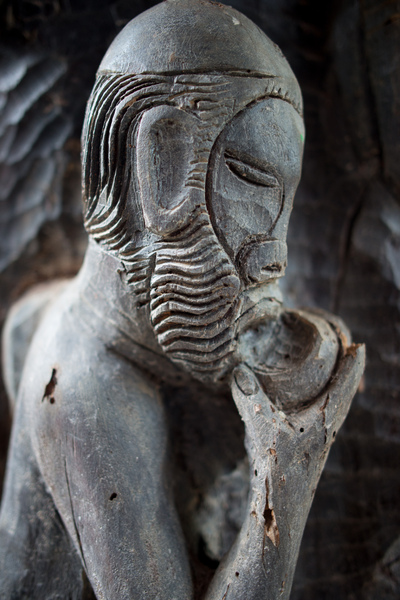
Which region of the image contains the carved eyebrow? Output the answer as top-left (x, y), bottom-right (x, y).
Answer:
top-left (224, 151), bottom-right (280, 188)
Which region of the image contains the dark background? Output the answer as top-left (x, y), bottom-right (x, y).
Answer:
top-left (0, 0), bottom-right (399, 598)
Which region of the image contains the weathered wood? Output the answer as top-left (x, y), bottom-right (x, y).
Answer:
top-left (0, 1), bottom-right (365, 598)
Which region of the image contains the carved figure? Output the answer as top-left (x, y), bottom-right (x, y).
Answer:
top-left (0, 1), bottom-right (365, 598)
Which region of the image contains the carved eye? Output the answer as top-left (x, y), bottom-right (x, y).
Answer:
top-left (225, 153), bottom-right (279, 188)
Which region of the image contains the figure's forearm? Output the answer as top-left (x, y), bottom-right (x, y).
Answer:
top-left (205, 347), bottom-right (365, 600)
top-left (204, 453), bottom-right (321, 600)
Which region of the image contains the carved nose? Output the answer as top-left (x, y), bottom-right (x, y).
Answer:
top-left (237, 240), bottom-right (287, 285)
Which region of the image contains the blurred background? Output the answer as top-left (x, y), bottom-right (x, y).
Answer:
top-left (0, 0), bottom-right (399, 598)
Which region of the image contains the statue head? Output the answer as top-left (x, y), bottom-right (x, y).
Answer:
top-left (81, 0), bottom-right (305, 383)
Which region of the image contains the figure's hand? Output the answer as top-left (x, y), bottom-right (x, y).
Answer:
top-left (231, 341), bottom-right (365, 484)
top-left (238, 308), bottom-right (354, 412)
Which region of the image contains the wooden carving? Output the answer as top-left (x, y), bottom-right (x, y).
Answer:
top-left (0, 1), bottom-right (365, 598)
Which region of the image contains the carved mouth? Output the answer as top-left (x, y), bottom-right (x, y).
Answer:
top-left (261, 263), bottom-right (284, 274)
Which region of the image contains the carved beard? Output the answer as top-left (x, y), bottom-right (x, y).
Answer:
top-left (149, 210), bottom-right (241, 384)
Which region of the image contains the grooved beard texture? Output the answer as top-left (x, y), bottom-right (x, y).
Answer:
top-left (150, 212), bottom-right (241, 383)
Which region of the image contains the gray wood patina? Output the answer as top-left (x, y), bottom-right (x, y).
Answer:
top-left (0, 1), bottom-right (365, 598)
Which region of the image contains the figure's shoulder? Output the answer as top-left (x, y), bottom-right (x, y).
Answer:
top-left (15, 283), bottom-right (155, 419)
top-left (239, 307), bottom-right (352, 411)
top-left (16, 298), bottom-right (161, 485)
top-left (12, 286), bottom-right (165, 513)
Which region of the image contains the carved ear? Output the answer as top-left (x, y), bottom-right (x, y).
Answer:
top-left (136, 105), bottom-right (204, 236)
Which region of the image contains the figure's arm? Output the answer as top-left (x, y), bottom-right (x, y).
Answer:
top-left (30, 349), bottom-right (193, 600)
top-left (205, 341), bottom-right (365, 600)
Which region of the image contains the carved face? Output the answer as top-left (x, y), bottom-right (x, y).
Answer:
top-left (135, 95), bottom-right (304, 383)
top-left (208, 98), bottom-right (304, 285)
top-left (136, 97), bottom-right (304, 288)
